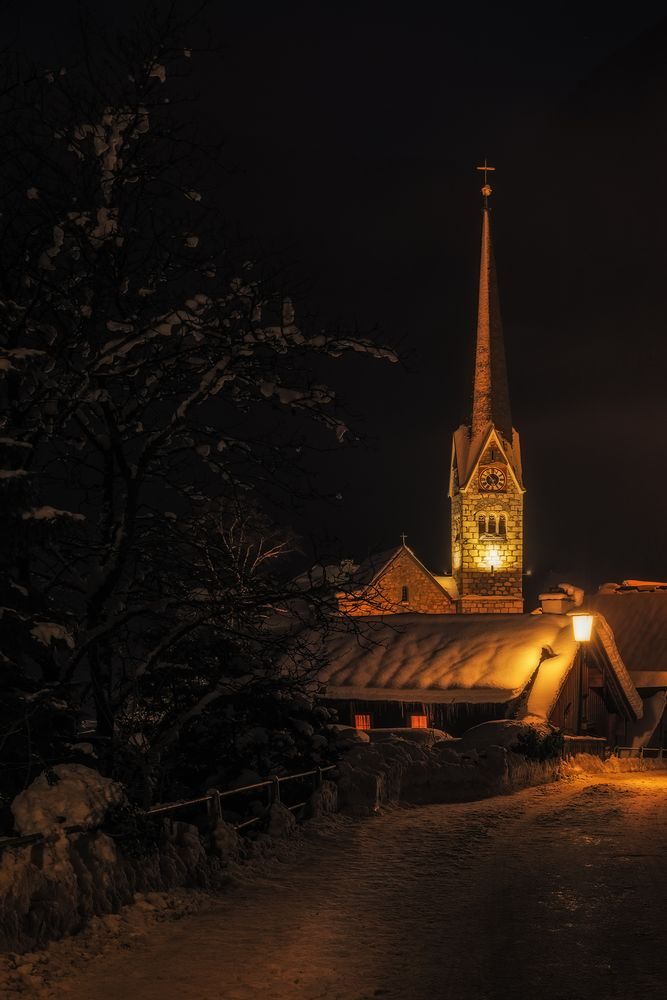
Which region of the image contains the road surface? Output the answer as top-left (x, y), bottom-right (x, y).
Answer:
top-left (42, 773), bottom-right (667, 999)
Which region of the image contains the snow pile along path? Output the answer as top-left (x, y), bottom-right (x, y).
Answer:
top-left (6, 772), bottom-right (667, 1000)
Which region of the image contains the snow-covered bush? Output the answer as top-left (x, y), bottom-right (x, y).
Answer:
top-left (11, 764), bottom-right (125, 836)
top-left (514, 725), bottom-right (565, 761)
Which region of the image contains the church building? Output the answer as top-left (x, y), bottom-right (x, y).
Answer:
top-left (315, 173), bottom-right (647, 741)
top-left (334, 170), bottom-right (523, 617)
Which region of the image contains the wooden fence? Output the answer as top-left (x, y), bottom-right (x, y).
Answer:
top-left (0, 764), bottom-right (337, 854)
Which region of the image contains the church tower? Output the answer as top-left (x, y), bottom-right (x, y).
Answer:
top-left (449, 169), bottom-right (524, 614)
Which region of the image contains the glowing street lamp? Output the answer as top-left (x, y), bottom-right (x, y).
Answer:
top-left (571, 613), bottom-right (594, 643)
top-left (570, 613), bottom-right (595, 734)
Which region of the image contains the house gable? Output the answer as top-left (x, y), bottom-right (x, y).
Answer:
top-left (337, 546), bottom-right (456, 617)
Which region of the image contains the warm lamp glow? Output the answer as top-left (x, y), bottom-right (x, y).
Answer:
top-left (410, 714), bottom-right (428, 729)
top-left (354, 713), bottom-right (371, 730)
top-left (483, 547), bottom-right (504, 571)
top-left (571, 613), bottom-right (594, 643)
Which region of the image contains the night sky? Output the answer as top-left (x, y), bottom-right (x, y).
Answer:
top-left (9, 1), bottom-right (667, 599)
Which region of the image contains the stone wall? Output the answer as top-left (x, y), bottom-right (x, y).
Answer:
top-left (458, 595), bottom-right (524, 615)
top-left (338, 547), bottom-right (455, 616)
top-left (336, 738), bottom-right (561, 816)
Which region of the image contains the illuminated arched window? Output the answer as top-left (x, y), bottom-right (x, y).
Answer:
top-left (488, 514), bottom-right (496, 535)
top-left (499, 514), bottom-right (506, 535)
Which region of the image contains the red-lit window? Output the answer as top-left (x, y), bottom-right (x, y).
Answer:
top-left (410, 714), bottom-right (428, 729)
top-left (354, 713), bottom-right (372, 730)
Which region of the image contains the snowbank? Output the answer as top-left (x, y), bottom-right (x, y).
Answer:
top-left (11, 764), bottom-right (125, 836)
top-left (0, 771), bottom-right (334, 954)
top-left (335, 733), bottom-right (561, 816)
top-left (563, 753), bottom-right (667, 776)
top-left (458, 717), bottom-right (554, 752)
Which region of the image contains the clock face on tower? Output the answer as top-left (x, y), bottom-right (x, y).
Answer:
top-left (478, 466), bottom-right (507, 492)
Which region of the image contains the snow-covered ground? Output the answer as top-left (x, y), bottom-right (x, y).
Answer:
top-left (4, 770), bottom-right (667, 999)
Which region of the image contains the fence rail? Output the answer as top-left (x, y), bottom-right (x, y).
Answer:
top-left (0, 764), bottom-right (337, 854)
top-left (613, 746), bottom-right (667, 760)
top-left (562, 736), bottom-right (609, 759)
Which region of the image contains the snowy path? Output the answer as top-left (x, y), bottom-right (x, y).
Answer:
top-left (52, 774), bottom-right (667, 999)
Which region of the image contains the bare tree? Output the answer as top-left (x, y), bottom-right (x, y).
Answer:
top-left (0, 6), bottom-right (396, 799)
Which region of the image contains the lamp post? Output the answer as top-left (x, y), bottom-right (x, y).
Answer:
top-left (570, 613), bottom-right (594, 735)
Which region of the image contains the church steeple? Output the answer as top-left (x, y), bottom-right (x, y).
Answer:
top-left (471, 186), bottom-right (512, 442)
top-left (448, 166), bottom-right (524, 615)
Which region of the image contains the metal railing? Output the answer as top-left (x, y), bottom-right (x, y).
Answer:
top-left (562, 736), bottom-right (609, 759)
top-left (147, 765), bottom-right (337, 831)
top-left (0, 764), bottom-right (337, 853)
top-left (614, 746), bottom-right (667, 760)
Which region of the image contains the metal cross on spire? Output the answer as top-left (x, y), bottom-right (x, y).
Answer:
top-left (476, 159), bottom-right (495, 204)
top-left (400, 533), bottom-right (408, 546)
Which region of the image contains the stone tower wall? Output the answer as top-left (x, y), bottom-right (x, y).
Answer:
top-left (450, 442), bottom-right (523, 614)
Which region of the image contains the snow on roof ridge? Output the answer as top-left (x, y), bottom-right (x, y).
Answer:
top-left (592, 612), bottom-right (643, 719)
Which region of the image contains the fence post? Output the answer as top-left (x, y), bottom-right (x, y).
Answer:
top-left (270, 776), bottom-right (281, 806)
top-left (316, 767), bottom-right (323, 789)
top-left (206, 789), bottom-right (222, 827)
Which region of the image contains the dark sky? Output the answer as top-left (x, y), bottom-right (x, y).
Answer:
top-left (9, 1), bottom-right (667, 597)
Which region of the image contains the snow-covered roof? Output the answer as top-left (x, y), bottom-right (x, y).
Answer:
top-left (434, 575), bottom-right (459, 600)
top-left (319, 613), bottom-right (579, 712)
top-left (587, 589), bottom-right (667, 677)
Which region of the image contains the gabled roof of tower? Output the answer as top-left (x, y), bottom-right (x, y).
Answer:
top-left (471, 204), bottom-right (513, 442)
top-left (449, 422), bottom-right (524, 496)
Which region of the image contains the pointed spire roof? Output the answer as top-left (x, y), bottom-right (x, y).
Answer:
top-left (471, 197), bottom-right (513, 442)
